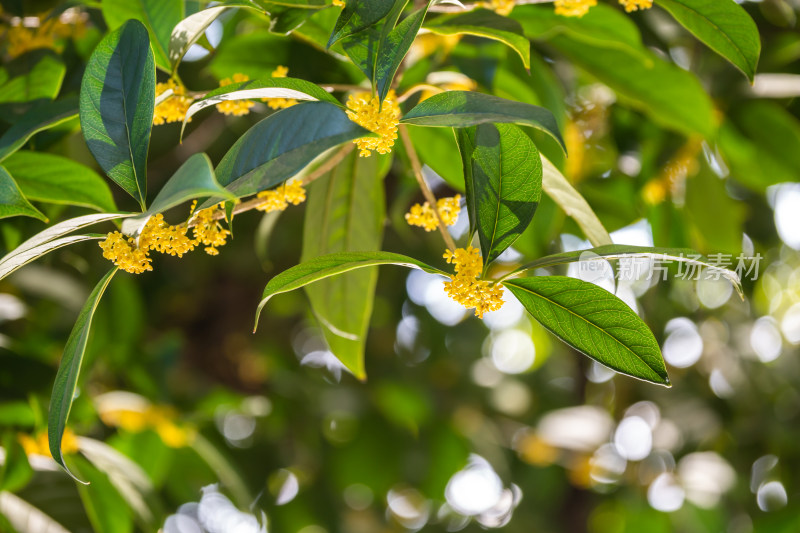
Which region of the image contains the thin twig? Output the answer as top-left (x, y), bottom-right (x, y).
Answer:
top-left (398, 124), bottom-right (458, 251)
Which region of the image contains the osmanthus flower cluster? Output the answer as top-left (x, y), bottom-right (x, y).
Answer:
top-left (255, 179), bottom-right (307, 213)
top-left (345, 90), bottom-right (401, 157)
top-left (405, 195), bottom-right (462, 232)
top-left (443, 246), bottom-right (505, 318)
top-left (555, 0), bottom-right (651, 17)
top-left (2, 8), bottom-right (85, 58)
top-left (216, 73), bottom-right (256, 116)
top-left (18, 428), bottom-right (79, 458)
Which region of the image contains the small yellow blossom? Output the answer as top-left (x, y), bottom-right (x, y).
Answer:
top-left (256, 179), bottom-right (307, 213)
top-left (139, 214), bottom-right (196, 257)
top-left (554, 0), bottom-right (597, 17)
top-left (478, 0), bottom-right (515, 15)
top-left (405, 195), bottom-right (461, 231)
top-left (4, 15), bottom-right (79, 59)
top-left (619, 0), bottom-right (653, 12)
top-left (216, 73), bottom-right (255, 116)
top-left (153, 79), bottom-right (193, 125)
top-left (332, 0), bottom-right (345, 6)
top-left (18, 428), bottom-right (79, 458)
top-left (190, 201), bottom-right (231, 256)
top-left (346, 90), bottom-right (400, 157)
top-left (99, 231), bottom-right (153, 274)
top-left (443, 246), bottom-right (504, 318)
top-left (100, 405), bottom-right (193, 448)
top-left (263, 65), bottom-right (297, 110)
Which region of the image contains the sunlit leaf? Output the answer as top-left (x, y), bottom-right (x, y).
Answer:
top-left (328, 0), bottom-right (397, 47)
top-left (102, 0), bottom-right (184, 71)
top-left (168, 6), bottom-right (229, 73)
top-left (505, 276), bottom-right (670, 386)
top-left (0, 98), bottom-right (77, 162)
top-left (0, 166), bottom-right (46, 222)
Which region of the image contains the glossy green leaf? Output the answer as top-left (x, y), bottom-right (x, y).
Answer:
top-left (0, 166), bottom-right (46, 222)
top-left (0, 52), bottom-right (66, 104)
top-left (168, 6), bottom-right (229, 73)
top-left (375, 5), bottom-right (429, 102)
top-left (461, 123), bottom-right (542, 264)
top-left (656, 0), bottom-right (760, 81)
top-left (401, 91), bottom-right (565, 151)
top-left (505, 276), bottom-right (670, 386)
top-left (425, 8), bottom-right (530, 68)
top-left (80, 20), bottom-right (155, 209)
top-left (3, 151), bottom-right (117, 212)
top-left (505, 244), bottom-right (743, 298)
top-left (182, 77), bottom-right (341, 136)
top-left (328, 0), bottom-right (396, 47)
top-left (341, 0), bottom-right (407, 86)
top-left (102, 0), bottom-right (184, 71)
top-left (255, 252), bottom-right (445, 329)
top-left (302, 150), bottom-right (389, 380)
top-left (211, 101), bottom-right (373, 202)
top-left (48, 268), bottom-right (118, 482)
top-left (0, 97), bottom-right (78, 162)
top-left (541, 155), bottom-right (611, 247)
top-left (515, 5), bottom-right (715, 138)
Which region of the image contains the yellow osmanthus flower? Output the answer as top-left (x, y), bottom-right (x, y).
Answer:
top-left (346, 90), bottom-right (400, 157)
top-left (4, 15), bottom-right (79, 59)
top-left (478, 0), bottom-right (515, 15)
top-left (263, 65), bottom-right (297, 110)
top-left (153, 79), bottom-right (193, 125)
top-left (100, 405), bottom-right (193, 448)
top-left (216, 73), bottom-right (255, 116)
top-left (190, 201), bottom-right (231, 256)
top-left (256, 179), bottom-right (307, 213)
top-left (554, 0), bottom-right (597, 17)
top-left (99, 231), bottom-right (153, 274)
top-left (332, 0), bottom-right (345, 6)
top-left (443, 246), bottom-right (504, 318)
top-left (139, 214), bottom-right (196, 257)
top-left (619, 0), bottom-right (653, 12)
top-left (18, 428), bottom-right (79, 458)
top-left (405, 195), bottom-right (461, 232)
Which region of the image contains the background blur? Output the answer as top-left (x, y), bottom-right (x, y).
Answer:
top-left (1, 0), bottom-right (800, 532)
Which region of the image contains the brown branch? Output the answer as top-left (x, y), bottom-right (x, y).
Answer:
top-left (398, 124), bottom-right (458, 251)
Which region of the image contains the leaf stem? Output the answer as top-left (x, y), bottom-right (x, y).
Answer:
top-left (398, 124), bottom-right (457, 252)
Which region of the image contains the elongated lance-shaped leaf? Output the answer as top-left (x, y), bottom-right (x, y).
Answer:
top-left (503, 244), bottom-right (743, 298)
top-left (424, 8), bottom-right (530, 68)
top-left (0, 234), bottom-right (104, 282)
top-left (302, 150), bottom-right (390, 380)
top-left (505, 276), bottom-right (670, 386)
top-left (208, 102), bottom-right (373, 206)
top-left (102, 0), bottom-right (184, 71)
top-left (181, 77), bottom-right (341, 138)
top-left (0, 51), bottom-right (65, 104)
top-left (0, 165), bottom-right (46, 222)
top-left (341, 0), bottom-right (408, 87)
top-left (80, 20), bottom-right (155, 209)
top-left (402, 91), bottom-right (565, 152)
top-left (541, 155), bottom-right (611, 247)
top-left (169, 6), bottom-right (228, 74)
top-left (255, 252), bottom-right (446, 330)
top-left (328, 0), bottom-right (396, 47)
top-left (460, 123), bottom-right (542, 265)
top-left (122, 153), bottom-right (236, 236)
top-left (656, 0), bottom-right (760, 81)
top-left (0, 97), bottom-right (78, 162)
top-left (375, 4), bottom-right (429, 102)
top-left (4, 151), bottom-right (117, 213)
top-left (49, 268), bottom-right (118, 482)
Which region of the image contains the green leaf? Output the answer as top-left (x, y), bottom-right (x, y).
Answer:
top-left (0, 97), bottom-right (78, 162)
top-left (0, 433), bottom-right (33, 492)
top-left (425, 8), bottom-right (530, 68)
top-left (49, 268), bottom-right (118, 482)
top-left (73, 456), bottom-right (134, 533)
top-left (328, 0), bottom-right (396, 47)
top-left (122, 153), bottom-right (235, 235)
top-left (0, 51), bottom-right (66, 104)
top-left (255, 252), bottom-right (445, 329)
top-left (375, 4), bottom-right (429, 102)
top-left (685, 162), bottom-right (746, 255)
top-left (0, 234), bottom-right (103, 282)
top-left (401, 91), bottom-right (565, 151)
top-left (733, 100), bottom-right (800, 176)
top-left (461, 123), bottom-right (542, 264)
top-left (211, 101), bottom-right (373, 202)
top-left (514, 5), bottom-right (715, 138)
top-left (3, 151), bottom-right (117, 212)
top-left (102, 0), bottom-right (184, 71)
top-left (504, 244), bottom-right (743, 298)
top-left (505, 276), bottom-right (670, 386)
top-left (541, 155), bottom-right (612, 247)
top-left (168, 6), bottom-right (229, 73)
top-left (656, 0), bottom-right (760, 81)
top-left (0, 165), bottom-right (46, 222)
top-left (182, 77), bottom-right (342, 136)
top-left (340, 0), bottom-right (407, 86)
top-left (80, 20), bottom-right (155, 209)
top-left (302, 149), bottom-right (389, 380)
